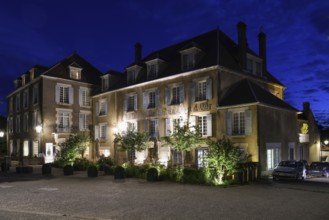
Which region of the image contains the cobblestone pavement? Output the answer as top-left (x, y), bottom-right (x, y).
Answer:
top-left (1, 166), bottom-right (329, 220)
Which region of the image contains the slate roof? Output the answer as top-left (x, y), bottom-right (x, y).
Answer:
top-left (125, 27), bottom-right (283, 86)
top-left (42, 53), bottom-right (102, 85)
top-left (219, 79), bottom-right (297, 111)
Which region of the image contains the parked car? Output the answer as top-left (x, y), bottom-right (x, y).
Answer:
top-left (272, 160), bottom-right (307, 181)
top-left (308, 162), bottom-right (329, 178)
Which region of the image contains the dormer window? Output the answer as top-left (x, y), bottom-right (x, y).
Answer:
top-left (69, 66), bottom-right (82, 80)
top-left (126, 66), bottom-right (141, 85)
top-left (180, 47), bottom-right (202, 71)
top-left (246, 54), bottom-right (263, 76)
top-left (101, 75), bottom-right (109, 91)
top-left (147, 63), bottom-right (158, 79)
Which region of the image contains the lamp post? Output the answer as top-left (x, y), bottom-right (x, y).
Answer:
top-left (35, 125), bottom-right (42, 159)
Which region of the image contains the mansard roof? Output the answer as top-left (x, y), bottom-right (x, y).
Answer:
top-left (126, 28), bottom-right (283, 86)
top-left (219, 79), bottom-right (297, 111)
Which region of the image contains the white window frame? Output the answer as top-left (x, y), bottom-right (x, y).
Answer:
top-left (97, 99), bottom-right (108, 116)
top-left (69, 66), bottom-right (82, 80)
top-left (226, 109), bottom-right (252, 136)
top-left (57, 110), bottom-right (72, 133)
top-left (56, 83), bottom-right (73, 105)
top-left (147, 62), bottom-right (158, 79)
top-left (102, 75), bottom-right (109, 91)
top-left (79, 111), bottom-right (90, 131)
top-left (166, 83), bottom-right (184, 106)
top-left (99, 123), bottom-right (107, 141)
top-left (124, 93), bottom-right (137, 112)
top-left (79, 87), bottom-right (91, 107)
top-left (190, 114), bottom-right (212, 137)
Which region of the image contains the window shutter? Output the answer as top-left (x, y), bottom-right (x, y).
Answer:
top-left (189, 115), bottom-right (196, 127)
top-left (55, 84), bottom-right (59, 103)
top-left (245, 110), bottom-right (252, 135)
top-left (69, 87), bottom-right (73, 104)
top-left (206, 114), bottom-right (212, 136)
top-left (104, 101), bottom-right (108, 115)
top-left (124, 95), bottom-right (127, 112)
top-left (155, 89), bottom-right (160, 107)
top-left (155, 119), bottom-right (159, 138)
top-left (190, 81), bottom-right (196, 103)
top-left (143, 92), bottom-right (148, 109)
top-left (96, 101), bottom-right (99, 116)
top-left (144, 120), bottom-right (149, 134)
top-left (79, 88), bottom-right (82, 106)
top-left (206, 78), bottom-right (213, 100)
top-left (179, 84), bottom-right (184, 103)
top-left (165, 118), bottom-right (171, 136)
top-left (94, 125), bottom-right (99, 140)
top-left (134, 94), bottom-right (138, 111)
top-left (226, 112), bottom-right (232, 135)
top-left (79, 113), bottom-right (83, 130)
top-left (165, 87), bottom-right (170, 105)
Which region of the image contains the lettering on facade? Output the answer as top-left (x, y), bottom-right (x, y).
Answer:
top-left (192, 102), bottom-right (212, 112)
top-left (124, 106), bottom-right (185, 120)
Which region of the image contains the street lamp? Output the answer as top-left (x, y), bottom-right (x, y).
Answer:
top-left (0, 131), bottom-right (4, 138)
top-left (325, 140), bottom-right (329, 145)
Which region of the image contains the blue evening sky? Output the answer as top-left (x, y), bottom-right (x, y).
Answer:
top-left (0, 0), bottom-right (328, 126)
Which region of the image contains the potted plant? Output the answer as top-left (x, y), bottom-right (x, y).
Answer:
top-left (146, 167), bottom-right (158, 182)
top-left (42, 163), bottom-right (52, 175)
top-left (114, 166), bottom-right (125, 179)
top-left (299, 123), bottom-right (309, 143)
top-left (63, 164), bottom-right (74, 175)
top-left (87, 164), bottom-right (98, 177)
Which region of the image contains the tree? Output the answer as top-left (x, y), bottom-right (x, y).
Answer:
top-left (205, 138), bottom-right (249, 184)
top-left (114, 128), bottom-right (149, 164)
top-left (161, 122), bottom-right (205, 167)
top-left (58, 132), bottom-right (90, 165)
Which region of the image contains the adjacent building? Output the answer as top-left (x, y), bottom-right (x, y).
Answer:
top-left (7, 54), bottom-right (102, 164)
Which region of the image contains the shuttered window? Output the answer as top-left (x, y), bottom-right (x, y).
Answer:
top-left (226, 109), bottom-right (252, 136)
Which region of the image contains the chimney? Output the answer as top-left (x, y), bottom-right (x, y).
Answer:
top-left (258, 31), bottom-right (267, 73)
top-left (134, 42), bottom-right (142, 63)
top-left (237, 21), bottom-right (247, 69)
top-left (303, 102), bottom-right (310, 115)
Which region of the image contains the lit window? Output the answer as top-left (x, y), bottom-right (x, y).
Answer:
top-left (198, 116), bottom-right (208, 136)
top-left (266, 144), bottom-right (281, 170)
top-left (69, 67), bottom-right (81, 80)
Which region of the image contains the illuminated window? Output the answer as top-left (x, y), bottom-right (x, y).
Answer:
top-left (198, 116), bottom-right (208, 136)
top-left (266, 143), bottom-right (281, 170)
top-left (197, 148), bottom-right (208, 168)
top-left (23, 140), bottom-right (29, 156)
top-left (69, 67), bottom-right (81, 80)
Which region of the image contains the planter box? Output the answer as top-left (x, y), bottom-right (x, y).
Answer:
top-left (299, 133), bottom-right (309, 143)
top-left (16, 166), bottom-right (33, 173)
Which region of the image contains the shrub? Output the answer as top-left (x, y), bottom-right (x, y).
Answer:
top-left (97, 156), bottom-right (114, 171)
top-left (146, 167), bottom-right (158, 182)
top-left (73, 158), bottom-right (92, 171)
top-left (182, 168), bottom-right (205, 184)
top-left (87, 164), bottom-right (98, 177)
top-left (114, 166), bottom-right (125, 179)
